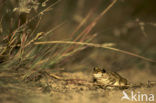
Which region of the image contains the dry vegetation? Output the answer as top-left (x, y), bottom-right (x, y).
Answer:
top-left (0, 0), bottom-right (156, 103)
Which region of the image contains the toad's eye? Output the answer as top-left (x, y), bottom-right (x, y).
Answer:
top-left (102, 68), bottom-right (106, 73)
top-left (93, 67), bottom-right (100, 72)
top-left (93, 67), bottom-right (96, 71)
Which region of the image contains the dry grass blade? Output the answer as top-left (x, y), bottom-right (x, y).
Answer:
top-left (87, 0), bottom-right (118, 29)
top-left (63, 0), bottom-right (118, 54)
top-left (71, 11), bottom-right (93, 37)
top-left (49, 47), bottom-right (86, 66)
top-left (136, 18), bottom-right (148, 38)
top-left (44, 22), bottom-right (65, 37)
top-left (25, 32), bottom-right (44, 47)
top-left (34, 41), bottom-right (156, 62)
top-left (72, 0), bottom-right (118, 42)
top-left (29, 16), bottom-right (42, 37)
top-left (25, 22), bottom-right (65, 47)
top-left (0, 16), bottom-right (3, 33)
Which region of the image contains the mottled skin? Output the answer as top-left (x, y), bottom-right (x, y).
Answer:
top-left (93, 67), bottom-right (127, 86)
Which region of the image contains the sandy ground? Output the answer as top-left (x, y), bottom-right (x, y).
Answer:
top-left (0, 68), bottom-right (155, 103)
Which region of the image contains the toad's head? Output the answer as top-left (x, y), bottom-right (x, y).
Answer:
top-left (93, 67), bottom-right (106, 78)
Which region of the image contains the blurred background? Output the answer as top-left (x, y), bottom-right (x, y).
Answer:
top-left (0, 0), bottom-right (156, 75)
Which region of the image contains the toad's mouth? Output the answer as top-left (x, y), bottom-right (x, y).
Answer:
top-left (93, 73), bottom-right (103, 78)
